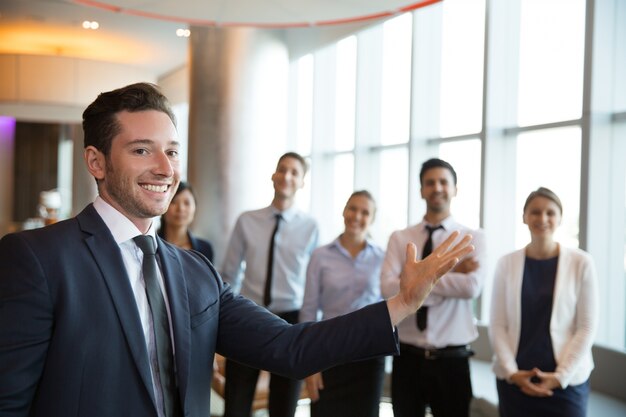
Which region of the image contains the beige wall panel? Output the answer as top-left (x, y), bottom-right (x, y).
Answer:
top-left (76, 59), bottom-right (157, 105)
top-left (0, 55), bottom-right (18, 101)
top-left (0, 103), bottom-right (83, 123)
top-left (159, 65), bottom-right (189, 105)
top-left (18, 55), bottom-right (77, 104)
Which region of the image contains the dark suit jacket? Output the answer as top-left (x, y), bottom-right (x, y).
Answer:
top-left (188, 233), bottom-right (214, 263)
top-left (156, 229), bottom-right (214, 263)
top-left (0, 205), bottom-right (398, 417)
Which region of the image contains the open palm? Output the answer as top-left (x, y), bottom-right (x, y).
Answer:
top-left (388, 231), bottom-right (474, 325)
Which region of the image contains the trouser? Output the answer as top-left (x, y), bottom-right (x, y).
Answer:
top-left (310, 356), bottom-right (385, 417)
top-left (223, 310), bottom-right (302, 417)
top-left (391, 343), bottom-right (473, 417)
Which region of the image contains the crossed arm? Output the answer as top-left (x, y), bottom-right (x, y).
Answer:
top-left (385, 231), bottom-right (474, 326)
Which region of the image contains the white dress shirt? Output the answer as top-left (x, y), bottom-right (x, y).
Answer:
top-left (93, 196), bottom-right (173, 417)
top-left (381, 216), bottom-right (487, 348)
top-left (221, 205), bottom-right (319, 313)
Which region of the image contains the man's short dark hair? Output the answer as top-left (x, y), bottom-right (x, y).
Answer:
top-left (82, 82), bottom-right (176, 155)
top-left (277, 152), bottom-right (309, 175)
top-left (419, 158), bottom-right (457, 186)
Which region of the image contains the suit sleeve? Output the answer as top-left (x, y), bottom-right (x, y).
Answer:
top-left (0, 233), bottom-right (53, 417)
top-left (215, 287), bottom-right (399, 380)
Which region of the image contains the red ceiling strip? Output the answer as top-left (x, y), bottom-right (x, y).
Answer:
top-left (72, 0), bottom-right (442, 28)
top-left (399, 0), bottom-right (442, 13)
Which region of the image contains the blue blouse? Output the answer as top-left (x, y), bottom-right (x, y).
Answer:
top-left (300, 237), bottom-right (384, 322)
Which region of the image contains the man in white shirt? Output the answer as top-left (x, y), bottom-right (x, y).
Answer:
top-left (221, 152), bottom-right (318, 417)
top-left (381, 158), bottom-right (487, 417)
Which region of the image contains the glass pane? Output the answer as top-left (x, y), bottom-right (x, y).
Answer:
top-left (334, 37), bottom-right (357, 152)
top-left (298, 156), bottom-right (312, 213)
top-left (296, 54), bottom-right (314, 155)
top-left (438, 139), bottom-right (482, 229)
top-left (374, 148), bottom-right (409, 246)
top-left (440, 0), bottom-right (486, 137)
top-left (518, 0), bottom-right (586, 126)
top-left (515, 127), bottom-right (581, 248)
top-left (616, 1), bottom-right (626, 112)
top-left (331, 154), bottom-right (355, 237)
top-left (381, 13), bottom-right (412, 145)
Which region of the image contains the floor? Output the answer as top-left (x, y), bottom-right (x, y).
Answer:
top-left (213, 359), bottom-right (626, 417)
top-left (258, 401), bottom-right (395, 417)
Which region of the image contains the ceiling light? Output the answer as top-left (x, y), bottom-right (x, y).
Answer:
top-left (176, 28), bottom-right (190, 38)
top-left (82, 20), bottom-right (99, 30)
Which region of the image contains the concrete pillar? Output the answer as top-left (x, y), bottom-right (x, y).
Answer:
top-left (188, 26), bottom-right (289, 265)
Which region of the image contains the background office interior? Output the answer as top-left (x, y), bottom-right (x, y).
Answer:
top-left (1, 0), bottom-right (625, 408)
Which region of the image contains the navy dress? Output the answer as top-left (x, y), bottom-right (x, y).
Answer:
top-left (158, 229), bottom-right (214, 263)
top-left (497, 256), bottom-right (590, 417)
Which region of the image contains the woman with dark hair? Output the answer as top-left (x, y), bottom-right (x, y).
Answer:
top-left (300, 190), bottom-right (385, 417)
top-left (489, 187), bottom-right (598, 417)
top-left (158, 181), bottom-right (214, 262)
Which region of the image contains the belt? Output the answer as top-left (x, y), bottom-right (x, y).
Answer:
top-left (400, 343), bottom-right (474, 360)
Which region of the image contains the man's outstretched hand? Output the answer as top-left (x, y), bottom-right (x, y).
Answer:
top-left (386, 231), bottom-right (474, 326)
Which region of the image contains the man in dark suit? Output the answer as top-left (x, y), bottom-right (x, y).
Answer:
top-left (0, 83), bottom-right (473, 417)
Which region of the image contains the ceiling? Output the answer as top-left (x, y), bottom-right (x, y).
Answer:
top-left (0, 0), bottom-right (436, 76)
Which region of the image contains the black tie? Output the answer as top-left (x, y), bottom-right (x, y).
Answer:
top-left (264, 214), bottom-right (282, 307)
top-left (134, 235), bottom-right (181, 417)
top-left (416, 225), bottom-right (444, 331)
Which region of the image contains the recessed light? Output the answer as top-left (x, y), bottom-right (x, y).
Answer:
top-left (176, 28), bottom-right (190, 38)
top-left (82, 20), bottom-right (99, 30)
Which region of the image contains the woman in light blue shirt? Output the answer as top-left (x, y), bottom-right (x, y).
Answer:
top-left (300, 190), bottom-right (385, 417)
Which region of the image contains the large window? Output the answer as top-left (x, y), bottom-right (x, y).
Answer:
top-left (517, 0), bottom-right (586, 126)
top-left (334, 37), bottom-right (357, 152)
top-left (439, 139), bottom-right (482, 230)
top-left (381, 14), bottom-right (412, 146)
top-left (439, 0), bottom-right (485, 137)
top-left (515, 128), bottom-right (581, 248)
top-left (295, 54), bottom-right (313, 155)
top-left (289, 0), bottom-right (626, 350)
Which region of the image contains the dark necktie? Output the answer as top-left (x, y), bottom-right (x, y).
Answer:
top-left (134, 235), bottom-right (181, 417)
top-left (263, 214), bottom-right (282, 307)
top-left (416, 224), bottom-right (444, 331)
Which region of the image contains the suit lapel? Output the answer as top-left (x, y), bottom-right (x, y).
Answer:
top-left (77, 205), bottom-right (156, 406)
top-left (157, 238), bottom-right (191, 406)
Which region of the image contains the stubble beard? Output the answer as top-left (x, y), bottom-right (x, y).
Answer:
top-left (104, 165), bottom-right (173, 219)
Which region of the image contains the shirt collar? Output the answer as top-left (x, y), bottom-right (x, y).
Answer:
top-left (421, 215), bottom-right (454, 231)
top-left (268, 204), bottom-right (299, 222)
top-left (93, 196), bottom-right (158, 246)
top-left (331, 236), bottom-right (374, 257)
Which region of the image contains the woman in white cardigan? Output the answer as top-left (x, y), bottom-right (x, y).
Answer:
top-left (489, 187), bottom-right (598, 417)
